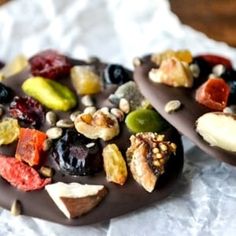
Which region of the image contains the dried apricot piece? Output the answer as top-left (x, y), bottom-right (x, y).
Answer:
top-left (103, 144), bottom-right (127, 185)
top-left (15, 128), bottom-right (47, 166)
top-left (195, 78), bottom-right (230, 111)
top-left (0, 118), bottom-right (20, 145)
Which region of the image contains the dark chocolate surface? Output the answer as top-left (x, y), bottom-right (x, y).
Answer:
top-left (0, 59), bottom-right (184, 226)
top-left (134, 56), bottom-right (236, 166)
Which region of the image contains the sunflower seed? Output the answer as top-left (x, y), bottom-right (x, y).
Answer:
top-left (56, 119), bottom-right (74, 128)
top-left (119, 98), bottom-right (130, 114)
top-left (70, 110), bottom-right (81, 122)
top-left (189, 63), bottom-right (200, 78)
top-left (46, 111), bottom-right (57, 126)
top-left (42, 138), bottom-right (53, 151)
top-left (46, 127), bottom-right (63, 139)
top-left (164, 100), bottom-right (181, 113)
top-left (81, 95), bottom-right (94, 107)
top-left (11, 200), bottom-right (21, 216)
top-left (212, 64), bottom-right (225, 77)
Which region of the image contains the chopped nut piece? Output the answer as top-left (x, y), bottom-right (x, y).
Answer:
top-left (45, 182), bottom-right (107, 219)
top-left (39, 166), bottom-right (54, 178)
top-left (74, 110), bottom-right (120, 141)
top-left (164, 100), bottom-right (181, 113)
top-left (126, 132), bottom-right (177, 192)
top-left (103, 144), bottom-right (128, 185)
top-left (149, 57), bottom-right (193, 88)
top-left (119, 98), bottom-right (130, 114)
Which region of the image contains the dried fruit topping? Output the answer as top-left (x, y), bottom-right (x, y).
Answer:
top-left (9, 96), bottom-right (44, 128)
top-left (0, 82), bottom-right (13, 103)
top-left (125, 109), bottom-right (168, 133)
top-left (71, 65), bottom-right (102, 95)
top-left (195, 54), bottom-right (232, 70)
top-left (126, 132), bottom-right (176, 192)
top-left (74, 109), bottom-right (120, 141)
top-left (51, 129), bottom-right (103, 176)
top-left (196, 112), bottom-right (236, 152)
top-left (103, 144), bottom-right (128, 185)
top-left (149, 57), bottom-right (193, 88)
top-left (0, 155), bottom-right (51, 191)
top-left (22, 77), bottom-right (77, 111)
top-left (29, 50), bottom-right (71, 79)
top-left (151, 49), bottom-right (192, 65)
top-left (112, 81), bottom-right (146, 111)
top-left (15, 128), bottom-right (47, 166)
top-left (195, 78), bottom-right (230, 111)
top-left (227, 80), bottom-right (236, 105)
top-left (0, 55), bottom-right (29, 80)
top-left (0, 61), bottom-right (4, 69)
top-left (0, 118), bottom-right (20, 145)
top-left (103, 64), bottom-right (131, 84)
top-left (45, 182), bottom-right (107, 219)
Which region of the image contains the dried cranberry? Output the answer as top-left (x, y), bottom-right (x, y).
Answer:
top-left (9, 96), bottom-right (44, 128)
top-left (51, 129), bottom-right (103, 176)
top-left (29, 50), bottom-right (71, 79)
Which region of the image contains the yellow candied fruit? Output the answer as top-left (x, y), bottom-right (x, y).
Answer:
top-left (151, 49), bottom-right (192, 65)
top-left (0, 55), bottom-right (29, 80)
top-left (0, 118), bottom-right (20, 145)
top-left (102, 144), bottom-right (128, 185)
top-left (70, 66), bottom-right (102, 95)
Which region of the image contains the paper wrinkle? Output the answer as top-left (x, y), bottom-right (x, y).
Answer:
top-left (1, 0), bottom-right (236, 235)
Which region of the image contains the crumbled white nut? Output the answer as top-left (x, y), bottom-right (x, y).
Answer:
top-left (189, 63), bottom-right (200, 78)
top-left (119, 98), bottom-right (130, 114)
top-left (84, 106), bottom-right (96, 114)
top-left (81, 95), bottom-right (93, 107)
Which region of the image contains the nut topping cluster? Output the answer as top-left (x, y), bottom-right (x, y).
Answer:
top-left (126, 132), bottom-right (177, 192)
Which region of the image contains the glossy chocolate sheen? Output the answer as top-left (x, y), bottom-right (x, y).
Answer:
top-left (134, 56), bottom-right (236, 166)
top-left (0, 58), bottom-right (184, 226)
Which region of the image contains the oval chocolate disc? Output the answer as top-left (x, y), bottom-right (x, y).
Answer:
top-left (0, 58), bottom-right (184, 226)
top-left (134, 56), bottom-right (236, 165)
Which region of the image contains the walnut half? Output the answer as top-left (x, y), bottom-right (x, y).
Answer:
top-left (74, 109), bottom-right (120, 141)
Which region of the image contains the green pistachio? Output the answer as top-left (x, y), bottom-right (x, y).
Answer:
top-left (125, 109), bottom-right (168, 133)
top-left (22, 76), bottom-right (77, 111)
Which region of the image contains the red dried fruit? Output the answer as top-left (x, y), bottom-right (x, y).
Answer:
top-left (195, 54), bottom-right (232, 69)
top-left (9, 96), bottom-right (44, 128)
top-left (0, 155), bottom-right (51, 191)
top-left (15, 128), bottom-right (47, 166)
top-left (29, 50), bottom-right (71, 79)
top-left (195, 78), bottom-right (230, 111)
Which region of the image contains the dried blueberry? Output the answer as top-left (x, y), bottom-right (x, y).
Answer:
top-left (192, 57), bottom-right (211, 78)
top-left (0, 61), bottom-right (4, 69)
top-left (221, 68), bottom-right (236, 81)
top-left (0, 83), bottom-right (13, 103)
top-left (103, 64), bottom-right (131, 84)
top-left (51, 129), bottom-right (103, 176)
top-left (9, 96), bottom-right (44, 128)
top-left (29, 49), bottom-right (72, 79)
top-left (227, 80), bottom-right (236, 105)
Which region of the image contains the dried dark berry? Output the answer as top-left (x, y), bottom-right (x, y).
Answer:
top-left (103, 64), bottom-right (131, 84)
top-left (29, 49), bottom-right (72, 79)
top-left (0, 61), bottom-right (5, 69)
top-left (0, 83), bottom-right (13, 103)
top-left (9, 96), bottom-right (44, 128)
top-left (226, 80), bottom-right (236, 105)
top-left (221, 68), bottom-right (236, 81)
top-left (51, 129), bottom-right (103, 176)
